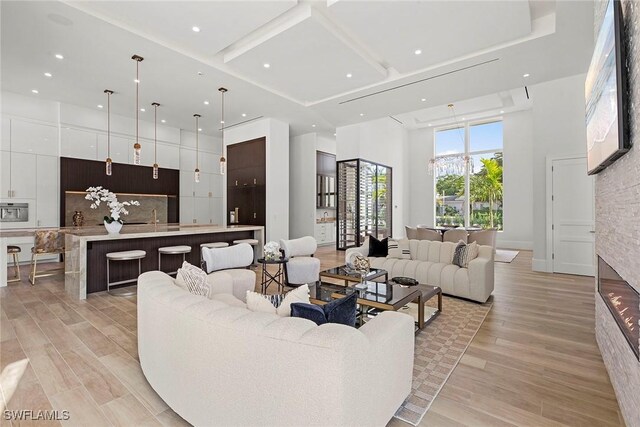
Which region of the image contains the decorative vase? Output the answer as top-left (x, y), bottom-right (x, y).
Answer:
top-left (104, 220), bottom-right (123, 236)
top-left (72, 210), bottom-right (85, 227)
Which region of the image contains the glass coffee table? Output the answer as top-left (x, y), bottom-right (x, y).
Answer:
top-left (309, 281), bottom-right (442, 331)
top-left (319, 265), bottom-right (388, 286)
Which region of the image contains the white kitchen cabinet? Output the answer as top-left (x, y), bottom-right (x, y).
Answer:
top-left (156, 142), bottom-right (180, 170)
top-left (8, 152), bottom-right (37, 199)
top-left (193, 172), bottom-right (210, 198)
top-left (1, 151), bottom-right (10, 197)
top-left (315, 222), bottom-right (336, 245)
top-left (210, 197), bottom-right (223, 225)
top-left (209, 173), bottom-right (223, 198)
top-left (179, 196), bottom-right (194, 224)
top-left (11, 119), bottom-right (58, 156)
top-left (61, 127), bottom-right (97, 160)
top-left (1, 117), bottom-right (10, 152)
top-left (97, 134), bottom-right (129, 164)
top-left (36, 155), bottom-right (58, 227)
top-left (193, 197), bottom-right (210, 224)
top-left (179, 171), bottom-right (194, 197)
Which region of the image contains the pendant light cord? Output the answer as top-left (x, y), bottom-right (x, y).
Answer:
top-left (154, 104), bottom-right (157, 163)
top-left (136, 60), bottom-right (139, 145)
top-left (107, 92), bottom-right (111, 156)
top-left (195, 115), bottom-right (199, 169)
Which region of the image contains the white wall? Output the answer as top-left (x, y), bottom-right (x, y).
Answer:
top-left (529, 73), bottom-right (588, 270)
top-left (407, 128), bottom-right (435, 229)
top-left (224, 118), bottom-right (290, 242)
top-left (336, 117), bottom-right (409, 239)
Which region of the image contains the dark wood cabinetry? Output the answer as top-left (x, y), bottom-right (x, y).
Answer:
top-left (227, 138), bottom-right (266, 227)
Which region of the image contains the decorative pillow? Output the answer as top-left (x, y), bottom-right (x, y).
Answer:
top-left (323, 292), bottom-right (358, 327)
top-left (387, 238), bottom-right (411, 260)
top-left (246, 284), bottom-right (310, 317)
top-left (291, 292), bottom-right (358, 327)
top-left (290, 303), bottom-right (327, 326)
top-left (367, 235), bottom-right (388, 257)
top-left (176, 262), bottom-right (210, 297)
top-left (452, 241), bottom-right (479, 268)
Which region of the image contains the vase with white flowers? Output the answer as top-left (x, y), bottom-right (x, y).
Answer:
top-left (85, 186), bottom-right (140, 235)
top-left (263, 241), bottom-right (281, 261)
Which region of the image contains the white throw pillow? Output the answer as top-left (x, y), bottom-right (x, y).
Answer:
top-left (246, 291), bottom-right (278, 314)
top-left (387, 238), bottom-right (410, 260)
top-left (176, 262), bottom-right (210, 297)
top-left (245, 284), bottom-right (310, 317)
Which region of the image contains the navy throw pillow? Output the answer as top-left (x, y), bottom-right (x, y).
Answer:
top-left (323, 292), bottom-right (357, 327)
top-left (367, 235), bottom-right (388, 257)
top-left (291, 303), bottom-right (327, 326)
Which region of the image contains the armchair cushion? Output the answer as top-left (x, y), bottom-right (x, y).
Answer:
top-left (280, 236), bottom-right (317, 258)
top-left (285, 257), bottom-right (321, 285)
top-left (202, 243), bottom-right (253, 273)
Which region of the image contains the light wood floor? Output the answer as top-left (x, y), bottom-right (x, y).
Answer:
top-left (0, 249), bottom-right (624, 427)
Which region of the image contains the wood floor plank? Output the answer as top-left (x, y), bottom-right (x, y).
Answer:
top-left (22, 344), bottom-right (80, 397)
top-left (68, 322), bottom-right (118, 358)
top-left (48, 386), bottom-right (111, 427)
top-left (101, 393), bottom-right (161, 427)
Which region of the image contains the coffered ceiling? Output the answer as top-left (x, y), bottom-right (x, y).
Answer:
top-left (1, 0), bottom-right (594, 136)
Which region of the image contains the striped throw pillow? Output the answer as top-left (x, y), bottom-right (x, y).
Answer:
top-left (452, 241), bottom-right (479, 268)
top-left (176, 262), bottom-right (210, 297)
top-left (388, 239), bottom-right (411, 260)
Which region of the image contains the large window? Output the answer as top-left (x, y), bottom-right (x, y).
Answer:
top-left (434, 120), bottom-right (503, 230)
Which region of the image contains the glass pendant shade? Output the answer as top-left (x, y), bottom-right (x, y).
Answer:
top-left (105, 157), bottom-right (113, 176)
top-left (194, 113), bottom-right (201, 183)
top-left (133, 142), bottom-right (141, 165)
top-left (219, 156), bottom-right (226, 175)
top-left (104, 89), bottom-right (114, 176)
top-left (152, 102), bottom-right (160, 179)
top-left (194, 168), bottom-right (200, 183)
top-left (153, 163), bottom-right (159, 180)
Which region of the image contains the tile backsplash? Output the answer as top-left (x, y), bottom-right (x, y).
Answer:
top-left (65, 191), bottom-right (169, 226)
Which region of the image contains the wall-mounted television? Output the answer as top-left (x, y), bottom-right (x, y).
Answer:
top-left (585, 0), bottom-right (630, 175)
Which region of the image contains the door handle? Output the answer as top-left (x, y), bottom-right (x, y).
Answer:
top-left (589, 230), bottom-right (595, 233)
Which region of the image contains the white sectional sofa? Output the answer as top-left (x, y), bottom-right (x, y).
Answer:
top-left (345, 238), bottom-right (494, 303)
top-left (137, 271), bottom-right (415, 427)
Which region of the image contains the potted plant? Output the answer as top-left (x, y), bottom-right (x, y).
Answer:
top-left (85, 186), bottom-right (140, 235)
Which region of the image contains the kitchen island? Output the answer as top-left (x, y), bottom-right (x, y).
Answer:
top-left (0, 224), bottom-right (263, 299)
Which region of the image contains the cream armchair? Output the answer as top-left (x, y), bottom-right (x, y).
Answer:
top-left (201, 243), bottom-right (256, 302)
top-left (279, 236), bottom-right (321, 288)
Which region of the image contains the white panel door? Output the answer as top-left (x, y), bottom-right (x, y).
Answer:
top-left (552, 157), bottom-right (595, 276)
top-left (1, 117), bottom-right (10, 152)
top-left (10, 152), bottom-right (37, 199)
top-left (36, 155), bottom-right (59, 227)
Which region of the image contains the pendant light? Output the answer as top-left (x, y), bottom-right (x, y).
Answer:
top-left (194, 114), bottom-right (201, 183)
top-left (151, 102), bottom-right (160, 179)
top-left (218, 87), bottom-right (227, 175)
top-left (104, 89), bottom-right (114, 176)
top-left (132, 54), bottom-right (144, 165)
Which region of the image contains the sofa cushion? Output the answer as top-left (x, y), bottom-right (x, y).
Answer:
top-left (176, 262), bottom-right (210, 297)
top-left (277, 284), bottom-right (310, 317)
top-left (388, 239), bottom-right (410, 260)
top-left (246, 291), bottom-right (278, 314)
top-left (367, 236), bottom-right (388, 257)
top-left (452, 241), bottom-right (479, 268)
top-left (220, 269), bottom-right (256, 302)
top-left (210, 293), bottom-right (246, 308)
top-left (245, 285), bottom-right (310, 317)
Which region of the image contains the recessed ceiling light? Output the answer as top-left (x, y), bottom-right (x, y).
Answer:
top-left (523, 73), bottom-right (530, 78)
top-left (500, 110), bottom-right (504, 114)
top-left (428, 124), bottom-right (432, 127)
top-left (140, 108), bottom-right (145, 112)
top-left (241, 113), bottom-right (246, 117)
top-left (346, 73), bottom-right (352, 78)
top-left (44, 72), bottom-right (52, 77)
top-left (312, 124), bottom-right (316, 128)
top-left (161, 119), bottom-right (166, 123)
top-left (192, 26), bottom-right (200, 32)
top-left (197, 71), bottom-right (203, 76)
top-left (204, 100), bottom-right (209, 105)
top-left (333, 133), bottom-right (336, 136)
top-left (198, 128), bottom-right (202, 132)
top-left (263, 63), bottom-right (270, 69)
top-left (97, 104), bottom-right (103, 109)
top-left (360, 113), bottom-right (364, 117)
top-left (31, 89), bottom-right (39, 94)
top-left (421, 98), bottom-right (426, 102)
top-left (414, 49), bottom-right (422, 55)
top-left (134, 79), bottom-right (140, 83)
top-left (462, 117), bottom-right (466, 120)
top-left (220, 120), bottom-right (224, 124)
top-left (54, 54), bottom-right (64, 59)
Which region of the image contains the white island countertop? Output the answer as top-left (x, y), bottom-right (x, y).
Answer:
top-left (64, 223), bottom-right (263, 241)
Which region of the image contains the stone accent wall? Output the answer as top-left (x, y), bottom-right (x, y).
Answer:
top-left (593, 1), bottom-right (640, 425)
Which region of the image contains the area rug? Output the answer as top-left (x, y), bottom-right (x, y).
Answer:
top-left (393, 296), bottom-right (492, 426)
top-left (495, 249), bottom-right (519, 263)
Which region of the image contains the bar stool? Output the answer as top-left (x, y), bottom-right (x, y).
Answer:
top-left (7, 246), bottom-right (21, 283)
top-left (200, 242), bottom-right (229, 249)
top-left (232, 239), bottom-right (259, 265)
top-left (158, 245), bottom-right (191, 276)
top-left (106, 250), bottom-right (146, 296)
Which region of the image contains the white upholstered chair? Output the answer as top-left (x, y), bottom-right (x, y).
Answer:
top-left (443, 229), bottom-right (468, 244)
top-left (416, 227), bottom-right (442, 242)
top-left (469, 229), bottom-right (497, 249)
top-left (201, 243), bottom-right (256, 301)
top-left (279, 236), bottom-right (321, 288)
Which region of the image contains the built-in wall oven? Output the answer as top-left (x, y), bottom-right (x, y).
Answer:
top-left (0, 203), bottom-right (29, 222)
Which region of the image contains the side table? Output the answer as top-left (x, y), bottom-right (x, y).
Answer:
top-left (258, 257), bottom-right (288, 294)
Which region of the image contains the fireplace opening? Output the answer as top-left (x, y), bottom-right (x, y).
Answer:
top-left (598, 256), bottom-right (640, 360)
